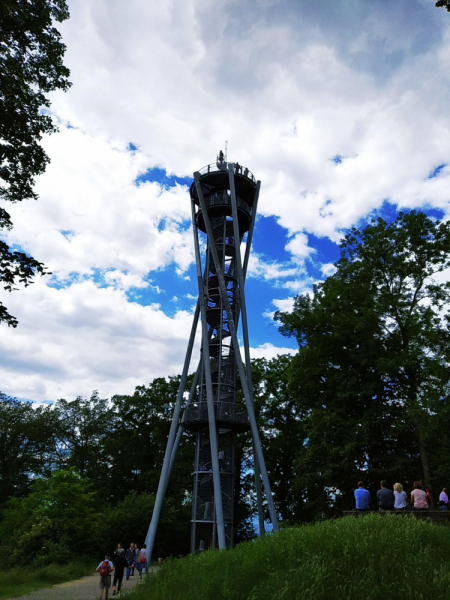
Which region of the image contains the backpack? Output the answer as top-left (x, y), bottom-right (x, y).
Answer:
top-left (99, 561), bottom-right (110, 577)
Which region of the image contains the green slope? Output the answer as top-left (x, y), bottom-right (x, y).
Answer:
top-left (126, 515), bottom-right (450, 600)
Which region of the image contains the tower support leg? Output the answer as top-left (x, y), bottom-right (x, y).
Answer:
top-left (228, 169), bottom-right (265, 536)
top-left (145, 301), bottom-right (200, 562)
top-left (164, 357), bottom-right (203, 495)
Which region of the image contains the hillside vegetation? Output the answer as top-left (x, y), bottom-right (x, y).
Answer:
top-left (127, 515), bottom-right (450, 600)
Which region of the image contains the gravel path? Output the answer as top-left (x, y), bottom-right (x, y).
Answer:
top-left (8, 569), bottom-right (155, 600)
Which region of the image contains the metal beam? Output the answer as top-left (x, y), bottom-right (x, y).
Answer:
top-left (145, 301), bottom-right (200, 562)
top-left (164, 357), bottom-right (203, 495)
top-left (234, 177), bottom-right (265, 536)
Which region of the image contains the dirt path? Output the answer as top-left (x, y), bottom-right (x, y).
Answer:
top-left (9, 569), bottom-right (156, 600)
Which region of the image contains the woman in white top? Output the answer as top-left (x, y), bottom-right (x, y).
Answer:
top-left (393, 482), bottom-right (407, 510)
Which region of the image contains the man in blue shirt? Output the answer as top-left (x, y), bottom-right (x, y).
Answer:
top-left (354, 481), bottom-right (370, 510)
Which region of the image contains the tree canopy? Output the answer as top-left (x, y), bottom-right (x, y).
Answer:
top-left (0, 0), bottom-right (71, 327)
top-left (435, 0), bottom-right (450, 13)
top-left (275, 211), bottom-right (450, 515)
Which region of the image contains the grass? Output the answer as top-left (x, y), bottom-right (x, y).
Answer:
top-left (124, 515), bottom-right (450, 600)
top-left (0, 558), bottom-right (94, 599)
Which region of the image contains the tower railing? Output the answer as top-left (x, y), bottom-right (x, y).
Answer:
top-left (182, 401), bottom-right (248, 428)
top-left (198, 162), bottom-right (257, 183)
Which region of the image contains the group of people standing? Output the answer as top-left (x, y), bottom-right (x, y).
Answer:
top-left (96, 542), bottom-right (148, 599)
top-left (355, 480), bottom-right (449, 511)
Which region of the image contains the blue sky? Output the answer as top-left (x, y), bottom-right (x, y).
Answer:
top-left (1, 0), bottom-right (450, 403)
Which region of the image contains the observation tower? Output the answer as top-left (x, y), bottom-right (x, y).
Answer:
top-left (145, 153), bottom-right (279, 557)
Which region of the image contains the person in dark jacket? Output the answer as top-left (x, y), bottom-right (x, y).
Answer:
top-left (125, 543), bottom-right (136, 580)
top-left (112, 549), bottom-right (127, 596)
top-left (376, 480), bottom-right (395, 510)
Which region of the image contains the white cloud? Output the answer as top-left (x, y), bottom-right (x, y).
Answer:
top-left (285, 233), bottom-right (315, 262)
top-left (271, 298), bottom-right (296, 314)
top-left (321, 263), bottom-right (337, 277)
top-left (2, 0), bottom-right (450, 401)
top-left (48, 0), bottom-right (450, 241)
top-left (249, 343), bottom-right (297, 361)
top-left (103, 270), bottom-right (149, 291)
top-left (0, 279), bottom-right (200, 402)
top-left (3, 127), bottom-right (195, 282)
top-left (247, 253), bottom-right (299, 281)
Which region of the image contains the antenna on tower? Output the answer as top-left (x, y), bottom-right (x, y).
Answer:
top-left (224, 140), bottom-right (228, 162)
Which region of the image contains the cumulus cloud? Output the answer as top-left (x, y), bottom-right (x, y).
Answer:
top-left (249, 343), bottom-right (297, 361)
top-left (2, 0), bottom-right (450, 402)
top-left (0, 279), bottom-right (200, 402)
top-left (321, 263), bottom-right (338, 277)
top-left (4, 127), bottom-right (194, 281)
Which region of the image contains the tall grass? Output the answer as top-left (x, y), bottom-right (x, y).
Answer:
top-left (125, 515), bottom-right (450, 600)
top-left (0, 558), bottom-right (94, 599)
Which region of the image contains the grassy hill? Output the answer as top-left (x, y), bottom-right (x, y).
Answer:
top-left (126, 514), bottom-right (450, 600)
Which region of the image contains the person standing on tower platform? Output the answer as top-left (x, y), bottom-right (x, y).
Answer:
top-left (219, 150), bottom-right (224, 163)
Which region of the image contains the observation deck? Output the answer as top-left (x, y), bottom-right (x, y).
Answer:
top-left (182, 401), bottom-right (250, 433)
top-left (190, 160), bottom-right (258, 235)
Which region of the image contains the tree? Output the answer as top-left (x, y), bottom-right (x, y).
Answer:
top-left (0, 394), bottom-right (57, 507)
top-left (250, 355), bottom-right (304, 523)
top-left (99, 491), bottom-right (191, 558)
top-left (0, 0), bottom-right (71, 327)
top-left (105, 378), bottom-right (194, 504)
top-left (52, 392), bottom-right (113, 481)
top-left (435, 1), bottom-right (450, 13)
top-left (0, 469), bottom-right (98, 567)
top-left (276, 211), bottom-right (450, 516)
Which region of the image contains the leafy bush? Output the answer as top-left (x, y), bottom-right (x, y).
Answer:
top-left (0, 469), bottom-right (98, 567)
top-left (126, 515), bottom-right (450, 600)
top-left (98, 491), bottom-right (191, 557)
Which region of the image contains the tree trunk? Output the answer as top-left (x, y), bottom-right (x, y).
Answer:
top-left (414, 417), bottom-right (434, 507)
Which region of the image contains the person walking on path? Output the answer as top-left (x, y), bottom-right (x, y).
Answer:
top-left (376, 481), bottom-right (395, 510)
top-left (96, 555), bottom-right (114, 600)
top-left (137, 544), bottom-right (148, 579)
top-left (393, 483), bottom-right (407, 510)
top-left (354, 481), bottom-right (370, 511)
top-left (411, 481), bottom-right (429, 510)
top-left (111, 548), bottom-right (128, 596)
top-left (125, 543), bottom-right (136, 580)
top-left (134, 544), bottom-right (140, 578)
top-left (114, 543), bottom-right (123, 558)
top-left (439, 487), bottom-right (449, 510)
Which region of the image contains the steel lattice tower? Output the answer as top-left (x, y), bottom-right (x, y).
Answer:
top-left (145, 155), bottom-right (279, 558)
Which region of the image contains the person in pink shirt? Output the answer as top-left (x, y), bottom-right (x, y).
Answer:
top-left (411, 481), bottom-right (429, 510)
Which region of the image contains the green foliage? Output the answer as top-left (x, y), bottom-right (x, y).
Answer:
top-left (435, 1), bottom-right (450, 12)
top-left (99, 491), bottom-right (191, 558)
top-left (249, 355), bottom-right (301, 522)
top-left (0, 0), bottom-right (71, 326)
top-left (0, 558), bottom-right (93, 600)
top-left (0, 469), bottom-right (98, 567)
top-left (0, 394), bottom-right (57, 507)
top-left (126, 516), bottom-right (450, 600)
top-left (275, 211), bottom-right (450, 516)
